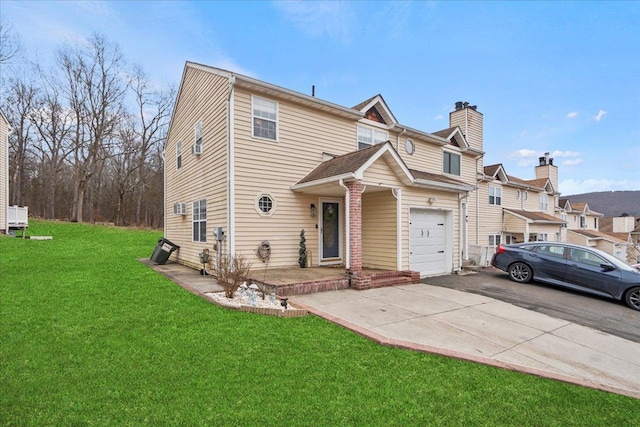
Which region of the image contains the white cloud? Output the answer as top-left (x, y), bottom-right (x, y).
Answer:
top-left (560, 178), bottom-right (640, 195)
top-left (566, 111), bottom-right (578, 119)
top-left (594, 109), bottom-right (607, 122)
top-left (551, 150), bottom-right (580, 158)
top-left (562, 158), bottom-right (583, 166)
top-left (433, 114), bottom-right (443, 120)
top-left (508, 149), bottom-right (538, 158)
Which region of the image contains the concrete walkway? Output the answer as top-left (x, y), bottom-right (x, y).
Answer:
top-left (144, 260), bottom-right (640, 399)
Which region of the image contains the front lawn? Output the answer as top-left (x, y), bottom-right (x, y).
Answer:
top-left (1, 220), bottom-right (638, 426)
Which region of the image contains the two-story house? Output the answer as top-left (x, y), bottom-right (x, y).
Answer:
top-left (466, 154), bottom-right (565, 266)
top-left (164, 62), bottom-right (484, 285)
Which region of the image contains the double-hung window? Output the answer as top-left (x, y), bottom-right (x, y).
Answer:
top-left (193, 122), bottom-right (203, 154)
top-left (488, 234), bottom-right (501, 246)
top-left (193, 199), bottom-right (207, 242)
top-left (357, 125), bottom-right (387, 150)
top-left (579, 215), bottom-right (586, 229)
top-left (539, 193), bottom-right (548, 211)
top-left (176, 142), bottom-right (182, 169)
top-left (489, 186), bottom-right (502, 206)
top-left (443, 151), bottom-right (461, 175)
top-left (252, 96), bottom-right (278, 141)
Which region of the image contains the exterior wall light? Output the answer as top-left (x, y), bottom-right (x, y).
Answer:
top-left (310, 203), bottom-right (316, 217)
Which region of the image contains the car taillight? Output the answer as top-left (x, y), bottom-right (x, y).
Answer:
top-left (496, 244), bottom-right (507, 254)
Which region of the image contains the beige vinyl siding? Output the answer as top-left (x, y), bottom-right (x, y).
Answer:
top-left (475, 182), bottom-right (504, 246)
top-left (0, 114), bottom-right (7, 232)
top-left (362, 190), bottom-right (397, 270)
top-left (449, 108), bottom-right (483, 152)
top-left (164, 67), bottom-right (230, 268)
top-left (362, 157), bottom-right (404, 187)
top-left (232, 88), bottom-right (355, 268)
top-left (399, 188), bottom-right (460, 272)
top-left (399, 138), bottom-right (442, 174)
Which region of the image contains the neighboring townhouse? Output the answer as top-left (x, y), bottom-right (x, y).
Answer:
top-left (468, 154), bottom-right (565, 265)
top-left (164, 62), bottom-right (484, 283)
top-left (558, 199), bottom-right (603, 231)
top-left (0, 110), bottom-right (28, 236)
top-left (598, 216), bottom-right (640, 263)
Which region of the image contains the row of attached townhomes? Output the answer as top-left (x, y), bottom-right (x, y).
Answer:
top-left (164, 62), bottom-right (572, 288)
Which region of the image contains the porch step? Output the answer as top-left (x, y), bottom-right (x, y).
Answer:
top-left (351, 271), bottom-right (420, 291)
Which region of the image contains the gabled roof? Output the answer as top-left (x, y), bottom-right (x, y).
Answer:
top-left (568, 229), bottom-right (628, 244)
top-left (483, 164), bottom-right (553, 192)
top-left (293, 141), bottom-right (412, 188)
top-left (484, 164), bottom-right (509, 182)
top-left (504, 209), bottom-right (566, 224)
top-left (353, 94), bottom-right (398, 126)
top-left (566, 202), bottom-right (604, 217)
top-left (292, 141), bottom-right (475, 194)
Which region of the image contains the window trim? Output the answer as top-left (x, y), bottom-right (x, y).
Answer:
top-left (192, 199), bottom-right (207, 242)
top-left (176, 142), bottom-right (182, 169)
top-left (405, 138), bottom-right (415, 155)
top-left (357, 124), bottom-right (388, 150)
top-left (489, 185), bottom-right (502, 206)
top-left (539, 193), bottom-right (548, 211)
top-left (488, 234), bottom-right (501, 246)
top-left (442, 150), bottom-right (461, 176)
top-left (252, 95), bottom-right (278, 141)
top-left (255, 193), bottom-right (276, 216)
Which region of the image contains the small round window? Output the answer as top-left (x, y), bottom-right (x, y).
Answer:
top-left (405, 139), bottom-right (415, 155)
top-left (255, 194), bottom-right (276, 216)
top-left (516, 189), bottom-right (521, 200)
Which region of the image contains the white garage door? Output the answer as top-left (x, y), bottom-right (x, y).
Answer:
top-left (409, 209), bottom-right (447, 275)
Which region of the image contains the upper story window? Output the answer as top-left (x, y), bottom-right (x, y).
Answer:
top-left (539, 193), bottom-right (548, 211)
top-left (516, 189), bottom-right (521, 200)
top-left (357, 125), bottom-right (387, 150)
top-left (252, 96), bottom-right (278, 141)
top-left (176, 142), bottom-right (182, 169)
top-left (594, 218), bottom-right (598, 229)
top-left (579, 215), bottom-right (586, 228)
top-left (192, 121), bottom-right (203, 155)
top-left (255, 193), bottom-right (276, 216)
top-left (443, 151), bottom-right (460, 175)
top-left (489, 185), bottom-right (502, 206)
top-left (193, 199), bottom-right (207, 242)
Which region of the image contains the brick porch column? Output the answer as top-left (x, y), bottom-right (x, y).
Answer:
top-left (346, 181), bottom-right (362, 273)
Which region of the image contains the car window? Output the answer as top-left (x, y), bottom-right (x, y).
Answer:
top-left (569, 248), bottom-right (605, 267)
top-left (533, 245), bottom-right (565, 259)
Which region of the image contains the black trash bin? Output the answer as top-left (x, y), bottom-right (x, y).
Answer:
top-left (150, 238), bottom-right (180, 265)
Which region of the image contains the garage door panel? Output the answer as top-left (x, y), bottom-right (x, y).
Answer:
top-left (410, 209), bottom-right (447, 275)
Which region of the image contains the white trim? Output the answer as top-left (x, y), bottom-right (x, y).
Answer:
top-left (408, 206), bottom-right (454, 277)
top-left (392, 188), bottom-right (402, 270)
top-left (254, 193), bottom-right (276, 216)
top-left (318, 197), bottom-right (344, 266)
top-left (228, 76), bottom-right (236, 255)
top-left (251, 95), bottom-right (278, 142)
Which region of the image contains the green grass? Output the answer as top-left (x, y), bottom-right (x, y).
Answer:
top-left (1, 220), bottom-right (638, 426)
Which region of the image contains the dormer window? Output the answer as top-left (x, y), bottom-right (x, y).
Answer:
top-left (357, 125), bottom-right (387, 150)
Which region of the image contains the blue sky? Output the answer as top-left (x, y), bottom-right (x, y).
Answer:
top-left (3, 0), bottom-right (639, 196)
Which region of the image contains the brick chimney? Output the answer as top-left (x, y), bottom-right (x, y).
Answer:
top-left (450, 101), bottom-right (483, 152)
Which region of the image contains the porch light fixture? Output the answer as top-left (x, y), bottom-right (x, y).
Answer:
top-left (310, 203), bottom-right (316, 217)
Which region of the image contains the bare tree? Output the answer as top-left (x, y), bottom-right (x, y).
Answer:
top-left (57, 34), bottom-right (128, 222)
top-left (0, 19), bottom-right (23, 65)
top-left (29, 69), bottom-right (75, 218)
top-left (129, 66), bottom-right (175, 225)
top-left (2, 75), bottom-right (37, 206)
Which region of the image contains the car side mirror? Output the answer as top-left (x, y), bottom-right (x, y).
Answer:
top-left (600, 263), bottom-right (615, 272)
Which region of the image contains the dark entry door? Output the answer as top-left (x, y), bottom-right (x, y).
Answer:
top-left (322, 202), bottom-right (340, 259)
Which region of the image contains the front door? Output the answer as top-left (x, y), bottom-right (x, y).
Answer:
top-left (320, 200), bottom-right (342, 263)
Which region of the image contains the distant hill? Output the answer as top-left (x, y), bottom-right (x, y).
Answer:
top-left (563, 191), bottom-right (640, 217)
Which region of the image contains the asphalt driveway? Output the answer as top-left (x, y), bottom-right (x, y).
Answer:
top-left (422, 268), bottom-right (640, 343)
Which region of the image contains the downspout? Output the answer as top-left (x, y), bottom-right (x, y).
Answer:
top-left (5, 125), bottom-right (13, 232)
top-left (339, 179), bottom-right (350, 269)
top-left (227, 76), bottom-right (236, 255)
top-left (475, 157), bottom-right (480, 245)
top-left (392, 188), bottom-right (402, 270)
top-left (162, 149), bottom-right (166, 235)
top-left (396, 127), bottom-right (406, 153)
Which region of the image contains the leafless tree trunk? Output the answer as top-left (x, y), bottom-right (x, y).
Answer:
top-left (57, 34), bottom-right (128, 222)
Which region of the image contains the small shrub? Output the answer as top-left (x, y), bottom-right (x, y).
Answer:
top-left (298, 229), bottom-right (307, 268)
top-left (212, 253), bottom-right (252, 298)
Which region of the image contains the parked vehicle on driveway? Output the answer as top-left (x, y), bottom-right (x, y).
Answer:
top-left (491, 242), bottom-right (640, 310)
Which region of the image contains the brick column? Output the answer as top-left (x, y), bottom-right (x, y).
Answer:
top-left (346, 181), bottom-right (362, 273)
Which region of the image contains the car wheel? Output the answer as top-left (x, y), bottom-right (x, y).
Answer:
top-left (508, 262), bottom-right (533, 283)
top-left (624, 287), bottom-right (640, 311)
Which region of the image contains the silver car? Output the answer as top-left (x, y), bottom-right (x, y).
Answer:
top-left (491, 242), bottom-right (640, 310)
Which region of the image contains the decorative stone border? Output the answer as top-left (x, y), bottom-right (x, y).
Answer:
top-left (205, 294), bottom-right (308, 318)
